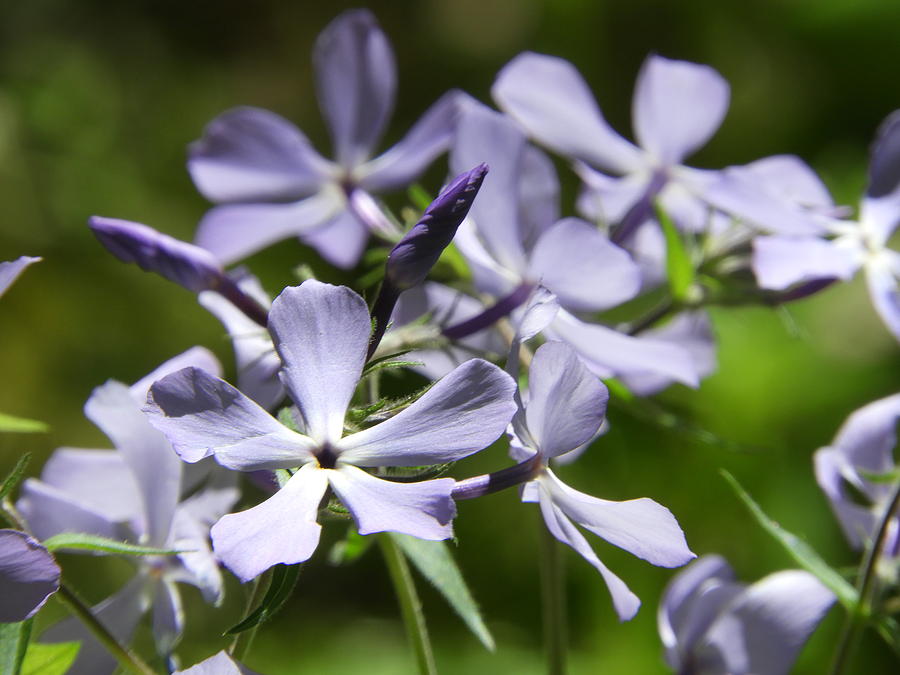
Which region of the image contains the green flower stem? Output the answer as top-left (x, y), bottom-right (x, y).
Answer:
top-left (830, 480), bottom-right (900, 675)
top-left (378, 534), bottom-right (437, 675)
top-left (55, 583), bottom-right (157, 675)
top-left (539, 519), bottom-right (567, 675)
top-left (229, 568), bottom-right (273, 662)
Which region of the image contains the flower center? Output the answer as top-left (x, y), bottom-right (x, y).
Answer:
top-left (315, 442), bottom-right (339, 470)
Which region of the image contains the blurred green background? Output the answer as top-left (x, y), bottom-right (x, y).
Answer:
top-left (3, 0), bottom-right (900, 672)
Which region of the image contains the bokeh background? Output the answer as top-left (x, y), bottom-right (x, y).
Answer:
top-left (3, 0), bottom-right (900, 672)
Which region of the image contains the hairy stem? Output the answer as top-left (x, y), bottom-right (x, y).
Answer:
top-left (379, 534), bottom-right (438, 675)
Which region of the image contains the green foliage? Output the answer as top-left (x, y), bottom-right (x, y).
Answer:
top-left (329, 526), bottom-right (374, 565)
top-left (20, 641), bottom-right (80, 675)
top-left (0, 452), bottom-right (30, 500)
top-left (226, 564), bottom-right (303, 636)
top-left (0, 620), bottom-right (32, 675)
top-left (655, 201), bottom-right (696, 304)
top-left (391, 533), bottom-right (495, 651)
top-left (0, 413), bottom-right (47, 434)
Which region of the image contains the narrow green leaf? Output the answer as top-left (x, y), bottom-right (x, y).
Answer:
top-left (42, 533), bottom-right (180, 556)
top-left (391, 533), bottom-right (495, 650)
top-left (721, 470), bottom-right (859, 610)
top-left (1, 453), bottom-right (31, 500)
top-left (655, 201), bottom-right (695, 302)
top-left (0, 413), bottom-right (47, 434)
top-left (225, 563), bottom-right (302, 635)
top-left (20, 641), bottom-right (80, 675)
top-left (859, 467), bottom-right (900, 484)
top-left (407, 184), bottom-right (433, 211)
top-left (0, 620), bottom-right (32, 675)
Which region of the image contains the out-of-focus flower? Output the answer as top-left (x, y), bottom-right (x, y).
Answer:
top-left (658, 555), bottom-right (835, 675)
top-left (0, 256), bottom-right (40, 298)
top-left (17, 348), bottom-right (238, 674)
top-left (144, 280), bottom-right (517, 582)
top-left (188, 9), bottom-right (461, 268)
top-left (0, 529), bottom-right (60, 623)
top-left (174, 650), bottom-right (259, 675)
top-left (814, 392), bottom-right (900, 556)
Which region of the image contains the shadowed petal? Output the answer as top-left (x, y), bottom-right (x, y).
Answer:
top-left (299, 207), bottom-right (371, 269)
top-left (188, 106), bottom-right (332, 203)
top-left (525, 342), bottom-right (607, 458)
top-left (493, 52), bottom-right (641, 174)
top-left (528, 218), bottom-right (641, 312)
top-left (268, 281), bottom-right (370, 443)
top-left (329, 465), bottom-right (455, 539)
top-left (633, 55), bottom-right (729, 165)
top-left (542, 471), bottom-right (694, 567)
top-left (339, 359), bottom-right (516, 466)
top-left (17, 479), bottom-right (121, 541)
top-left (813, 448), bottom-right (876, 550)
top-left (537, 491), bottom-right (640, 621)
top-left (831, 391), bottom-right (900, 471)
top-left (211, 465), bottom-right (329, 581)
top-left (0, 256), bottom-right (40, 298)
top-left (700, 570), bottom-right (835, 675)
top-left (145, 367), bottom-right (316, 468)
top-left (0, 530), bottom-right (60, 622)
top-left (314, 9), bottom-right (395, 167)
top-left (152, 579), bottom-right (184, 657)
top-left (194, 189), bottom-right (344, 265)
top-left (359, 90), bottom-right (461, 192)
top-left (130, 347), bottom-right (222, 402)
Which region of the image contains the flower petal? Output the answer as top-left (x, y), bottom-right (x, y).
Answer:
top-left (298, 206), bottom-right (371, 269)
top-left (194, 188), bottom-right (344, 265)
top-left (130, 347), bottom-right (222, 402)
top-left (528, 218), bottom-right (641, 312)
top-left (752, 235), bottom-right (860, 290)
top-left (145, 367), bottom-right (316, 469)
top-left (152, 579), bottom-right (184, 657)
top-left (17, 479), bottom-right (121, 541)
top-left (536, 490), bottom-right (640, 621)
top-left (493, 52), bottom-right (641, 173)
top-left (358, 90), bottom-right (461, 192)
top-left (633, 55), bottom-right (729, 165)
top-left (865, 251), bottom-right (900, 340)
top-left (175, 652), bottom-right (246, 675)
top-left (0, 530), bottom-right (60, 622)
top-left (329, 465), bottom-right (455, 539)
top-left (813, 447), bottom-right (876, 550)
top-left (268, 281), bottom-right (370, 443)
top-left (314, 9), bottom-right (395, 167)
top-left (543, 470), bottom-right (694, 567)
top-left (525, 342), bottom-right (608, 458)
top-left (0, 256), bottom-right (40, 298)
top-left (339, 358), bottom-right (516, 466)
top-left (700, 570), bottom-right (835, 675)
top-left (211, 464), bottom-right (329, 581)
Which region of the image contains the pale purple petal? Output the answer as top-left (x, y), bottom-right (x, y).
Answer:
top-left (528, 218), bottom-right (642, 311)
top-left (86, 380), bottom-right (181, 546)
top-left (576, 164), bottom-right (649, 225)
top-left (17, 479), bottom-right (120, 541)
top-left (633, 55), bottom-right (729, 165)
top-left (211, 464), bottom-right (329, 581)
top-left (525, 342), bottom-right (607, 458)
top-left (299, 206), bottom-right (371, 269)
top-left (863, 110), bottom-right (900, 244)
top-left (194, 189), bottom-right (344, 265)
top-left (548, 310), bottom-right (700, 387)
top-left (0, 256), bottom-right (40, 298)
top-left (314, 9), bottom-right (395, 167)
top-left (865, 251), bottom-right (900, 340)
top-left (450, 102), bottom-right (529, 272)
top-left (175, 652), bottom-right (246, 675)
top-left (813, 448), bottom-right (876, 550)
top-left (130, 347), bottom-right (222, 403)
top-left (145, 367), bottom-right (316, 468)
top-left (542, 470), bottom-right (694, 567)
top-left (537, 490), bottom-right (641, 621)
top-left (42, 577), bottom-right (148, 675)
top-left (339, 359), bottom-right (516, 466)
top-left (700, 570), bottom-right (835, 675)
top-left (328, 465), bottom-right (455, 539)
top-left (198, 275), bottom-right (283, 410)
top-left (171, 489), bottom-right (236, 603)
top-left (752, 235), bottom-right (860, 290)
top-left (152, 579), bottom-right (184, 656)
top-left (452, 219), bottom-right (521, 298)
top-left (188, 106), bottom-right (332, 203)
top-left (740, 155), bottom-right (834, 209)
top-left (268, 281), bottom-right (370, 443)
top-left (831, 392), bottom-right (900, 471)
top-left (492, 52), bottom-right (642, 173)
top-left (359, 90), bottom-right (461, 192)
top-left (0, 530), bottom-right (60, 622)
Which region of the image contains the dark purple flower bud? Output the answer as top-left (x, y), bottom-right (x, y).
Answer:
top-left (385, 163), bottom-right (488, 291)
top-left (0, 529), bottom-right (61, 622)
top-left (89, 216), bottom-right (225, 293)
top-left (868, 110), bottom-right (900, 199)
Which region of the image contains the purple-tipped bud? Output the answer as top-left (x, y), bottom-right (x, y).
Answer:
top-left (385, 163), bottom-right (488, 291)
top-left (90, 216), bottom-right (225, 293)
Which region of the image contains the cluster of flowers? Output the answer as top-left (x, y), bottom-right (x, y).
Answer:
top-left (3, 7), bottom-right (900, 674)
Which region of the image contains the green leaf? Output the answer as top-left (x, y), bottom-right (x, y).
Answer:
top-left (655, 201), bottom-right (695, 303)
top-left (390, 533), bottom-right (495, 651)
top-left (721, 470), bottom-right (859, 610)
top-left (0, 620), bottom-right (32, 675)
top-left (1, 453), bottom-right (31, 500)
top-left (42, 533), bottom-right (180, 556)
top-left (859, 466), bottom-right (900, 484)
top-left (407, 184), bottom-right (433, 211)
top-left (0, 413), bottom-right (47, 433)
top-left (20, 641), bottom-right (80, 675)
top-left (328, 527), bottom-right (373, 565)
top-left (225, 563), bottom-right (302, 635)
